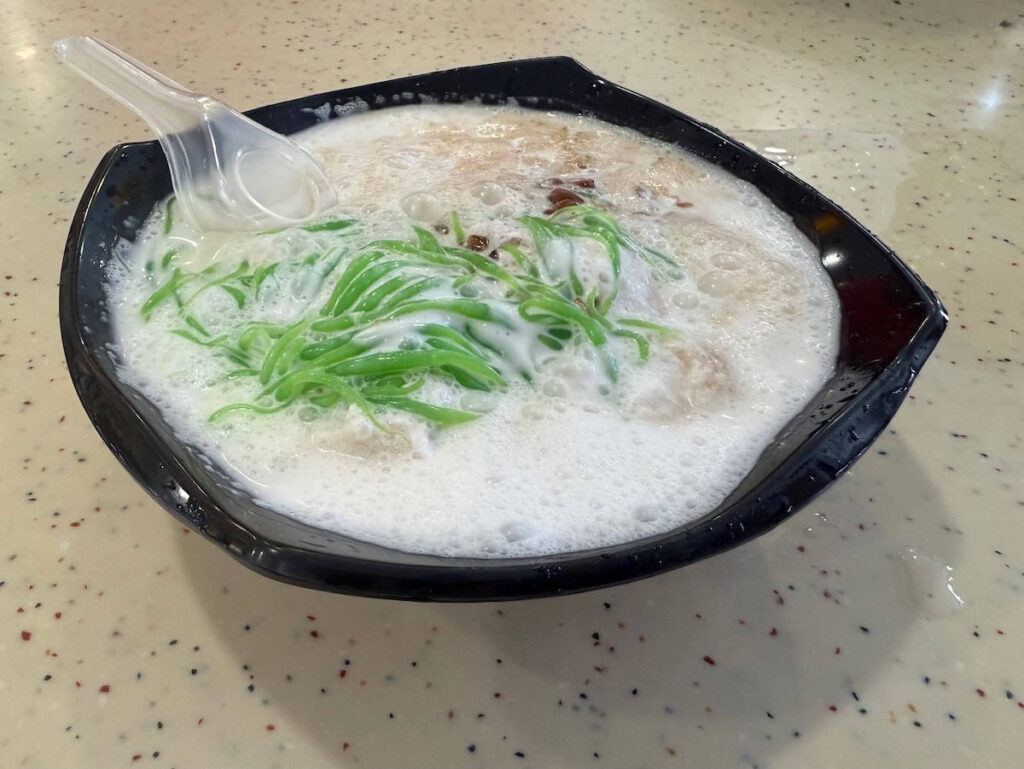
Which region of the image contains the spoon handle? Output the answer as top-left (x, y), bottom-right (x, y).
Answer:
top-left (53, 36), bottom-right (201, 135)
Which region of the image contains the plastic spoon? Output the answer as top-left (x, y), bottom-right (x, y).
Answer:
top-left (53, 36), bottom-right (337, 231)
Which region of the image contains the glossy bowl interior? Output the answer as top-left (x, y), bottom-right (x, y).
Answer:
top-left (60, 57), bottom-right (946, 600)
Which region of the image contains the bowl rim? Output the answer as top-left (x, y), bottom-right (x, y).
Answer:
top-left (60, 56), bottom-right (948, 600)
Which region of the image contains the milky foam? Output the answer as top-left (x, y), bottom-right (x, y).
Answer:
top-left (107, 104), bottom-right (840, 558)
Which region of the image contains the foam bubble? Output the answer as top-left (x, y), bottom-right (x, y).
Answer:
top-left (471, 181), bottom-right (505, 205)
top-left (400, 191), bottom-right (443, 222)
top-left (697, 270), bottom-right (740, 298)
top-left (710, 252), bottom-right (743, 271)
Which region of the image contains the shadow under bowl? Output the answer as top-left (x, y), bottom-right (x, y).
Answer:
top-left (59, 57), bottom-right (946, 601)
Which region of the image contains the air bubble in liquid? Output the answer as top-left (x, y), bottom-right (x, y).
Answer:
top-left (542, 380), bottom-right (567, 398)
top-left (460, 392), bottom-right (498, 413)
top-left (501, 520), bottom-right (536, 543)
top-left (710, 252), bottom-right (743, 271)
top-left (633, 506), bottom-right (659, 522)
top-left (471, 181), bottom-right (505, 205)
top-left (698, 271), bottom-right (739, 298)
top-left (400, 191), bottom-right (444, 222)
top-left (672, 291), bottom-right (700, 310)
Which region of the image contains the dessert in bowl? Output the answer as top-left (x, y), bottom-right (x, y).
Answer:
top-left (60, 58), bottom-right (945, 600)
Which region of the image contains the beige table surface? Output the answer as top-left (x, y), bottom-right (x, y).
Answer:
top-left (2, 0), bottom-right (1022, 766)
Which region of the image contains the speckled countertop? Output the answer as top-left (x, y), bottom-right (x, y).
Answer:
top-left (2, 0), bottom-right (1022, 766)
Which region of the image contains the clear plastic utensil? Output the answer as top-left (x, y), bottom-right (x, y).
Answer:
top-left (53, 36), bottom-right (337, 231)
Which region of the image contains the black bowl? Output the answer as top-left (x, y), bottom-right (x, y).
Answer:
top-left (60, 57), bottom-right (946, 601)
